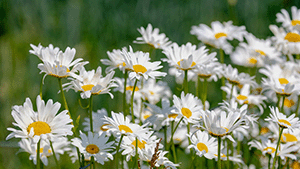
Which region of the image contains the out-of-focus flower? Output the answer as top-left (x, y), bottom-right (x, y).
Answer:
top-left (276, 6), bottom-right (300, 31)
top-left (101, 48), bottom-right (127, 73)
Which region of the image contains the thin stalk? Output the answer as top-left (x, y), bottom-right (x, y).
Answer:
top-left (229, 84), bottom-right (234, 101)
top-left (217, 137), bottom-right (222, 169)
top-left (295, 96), bottom-right (300, 117)
top-left (187, 123), bottom-right (191, 145)
top-left (227, 139), bottom-right (230, 169)
top-left (77, 147), bottom-right (83, 168)
top-left (276, 94), bottom-right (280, 109)
top-left (116, 134), bottom-right (124, 169)
top-left (91, 156), bottom-right (95, 169)
top-left (286, 158), bottom-right (290, 169)
top-left (132, 137), bottom-right (139, 169)
top-left (272, 127), bottom-right (284, 169)
top-left (202, 79), bottom-right (208, 110)
top-left (281, 96), bottom-right (285, 114)
top-left (184, 70), bottom-right (189, 94)
top-left (170, 121), bottom-right (177, 163)
top-left (130, 79), bottom-right (138, 123)
top-left (268, 154), bottom-right (271, 169)
top-left (39, 76), bottom-right (43, 99)
top-left (219, 49), bottom-right (226, 101)
top-left (164, 126), bottom-right (167, 150)
top-left (37, 140), bottom-right (41, 169)
top-left (171, 117), bottom-right (184, 136)
top-left (89, 95), bottom-right (94, 132)
top-left (50, 140), bottom-right (60, 169)
top-left (197, 77), bottom-right (201, 98)
top-left (123, 70), bottom-right (128, 116)
top-left (58, 78), bottom-right (70, 112)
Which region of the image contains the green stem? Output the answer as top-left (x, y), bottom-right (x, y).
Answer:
top-left (268, 154), bottom-right (271, 169)
top-left (89, 95), bottom-right (94, 132)
top-left (91, 156), bottom-right (95, 169)
top-left (184, 70), bottom-right (189, 94)
top-left (133, 137), bottom-right (139, 169)
top-left (123, 70), bottom-right (128, 116)
top-left (218, 137), bottom-right (222, 169)
top-left (187, 123), bottom-right (191, 145)
top-left (295, 96), bottom-right (300, 117)
top-left (172, 117), bottom-right (184, 136)
top-left (170, 121), bottom-right (177, 163)
top-left (39, 76), bottom-right (43, 99)
top-left (272, 127), bottom-right (284, 169)
top-left (131, 79), bottom-right (138, 123)
top-left (37, 140), bottom-right (41, 169)
top-left (58, 78), bottom-right (69, 112)
top-left (229, 84), bottom-right (234, 101)
top-left (197, 77), bottom-right (201, 98)
top-left (281, 96), bottom-right (285, 114)
top-left (116, 134), bottom-right (124, 169)
top-left (219, 49), bottom-right (226, 101)
top-left (164, 126), bottom-right (168, 150)
top-left (286, 158), bottom-right (290, 169)
top-left (202, 79), bottom-right (208, 110)
top-left (226, 139), bottom-right (230, 169)
top-left (50, 140), bottom-right (60, 169)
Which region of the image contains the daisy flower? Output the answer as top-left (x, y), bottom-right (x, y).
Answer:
top-left (122, 46), bottom-right (167, 80)
top-left (172, 92), bottom-right (203, 124)
top-left (6, 95), bottom-right (73, 143)
top-left (190, 21), bottom-right (246, 54)
top-left (82, 109), bottom-right (110, 135)
top-left (269, 25), bottom-right (300, 55)
top-left (222, 64), bottom-right (256, 87)
top-left (141, 79), bottom-right (172, 105)
top-left (113, 77), bottom-right (143, 103)
top-left (71, 131), bottom-right (113, 164)
top-left (191, 61), bottom-right (223, 82)
top-left (276, 6), bottom-right (300, 31)
top-left (265, 106), bottom-right (300, 130)
top-left (187, 130), bottom-right (218, 159)
top-left (100, 48), bottom-right (127, 73)
top-left (134, 23), bottom-right (172, 49)
top-left (103, 111), bottom-right (149, 139)
top-left (30, 44), bottom-right (88, 80)
top-left (162, 42), bottom-right (217, 71)
top-left (268, 122), bottom-right (300, 143)
top-left (63, 66), bottom-right (117, 99)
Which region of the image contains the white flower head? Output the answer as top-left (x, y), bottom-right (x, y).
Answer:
top-left (6, 95), bottom-right (73, 143)
top-left (222, 64), bottom-right (256, 87)
top-left (276, 6), bottom-right (300, 31)
top-left (63, 66), bottom-right (117, 99)
top-left (101, 48), bottom-right (127, 73)
top-left (134, 23), bottom-right (172, 49)
top-left (122, 46), bottom-right (167, 80)
top-left (71, 131), bottom-right (113, 165)
top-left (82, 109), bottom-right (110, 135)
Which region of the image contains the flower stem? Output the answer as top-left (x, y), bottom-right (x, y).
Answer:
top-left (268, 154), bottom-right (271, 169)
top-left (123, 70), bottom-right (128, 116)
top-left (50, 140), bottom-right (60, 169)
top-left (91, 156), bottom-right (95, 169)
top-left (219, 49), bottom-right (226, 101)
top-left (116, 134), bottom-right (124, 169)
top-left (89, 95), bottom-right (93, 132)
top-left (197, 77), bottom-right (201, 98)
top-left (164, 126), bottom-right (168, 150)
top-left (281, 96), bottom-right (285, 114)
top-left (202, 79), bottom-right (208, 110)
top-left (295, 96), bottom-right (300, 117)
top-left (229, 84), bottom-right (234, 101)
top-left (39, 76), bottom-right (43, 99)
top-left (131, 79), bottom-right (138, 123)
top-left (37, 139), bottom-right (41, 169)
top-left (184, 70), bottom-right (188, 94)
top-left (272, 127), bottom-right (284, 169)
top-left (170, 121), bottom-right (177, 163)
top-left (217, 137), bottom-right (222, 169)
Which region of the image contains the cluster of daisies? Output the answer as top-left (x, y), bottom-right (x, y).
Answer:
top-left (6, 6), bottom-right (300, 169)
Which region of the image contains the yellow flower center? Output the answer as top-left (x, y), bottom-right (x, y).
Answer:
top-left (131, 140), bottom-right (147, 149)
top-left (36, 148), bottom-right (44, 153)
top-left (117, 62), bottom-right (126, 67)
top-left (260, 127), bottom-right (269, 134)
top-left (248, 57), bottom-right (257, 64)
top-left (27, 121), bottom-right (51, 136)
top-left (149, 91), bottom-right (155, 95)
top-left (118, 125), bottom-right (133, 133)
top-left (86, 144), bottom-right (100, 154)
top-left (82, 84), bottom-right (95, 91)
top-left (177, 59), bottom-right (196, 67)
top-left (292, 161), bottom-right (300, 169)
top-left (197, 142), bottom-right (208, 153)
top-left (181, 107), bottom-right (192, 118)
top-left (291, 20), bottom-right (300, 26)
top-left (255, 49), bottom-right (266, 56)
top-left (284, 98), bottom-right (295, 108)
top-left (222, 127), bottom-right (229, 132)
top-left (215, 32), bottom-right (227, 39)
top-left (168, 113), bottom-right (178, 119)
top-left (133, 64), bottom-right (147, 73)
top-left (279, 78), bottom-right (289, 85)
top-left (278, 119), bottom-right (291, 127)
top-left (236, 95), bottom-right (248, 101)
top-left (263, 147), bottom-right (276, 154)
top-left (143, 114), bottom-right (151, 120)
top-left (126, 86), bottom-right (139, 92)
top-left (100, 124), bottom-right (110, 131)
top-left (284, 32), bottom-right (300, 42)
top-left (281, 133), bottom-right (298, 142)
top-left (214, 154), bottom-right (227, 158)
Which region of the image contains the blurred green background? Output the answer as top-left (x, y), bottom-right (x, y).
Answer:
top-left (1, 0), bottom-right (300, 168)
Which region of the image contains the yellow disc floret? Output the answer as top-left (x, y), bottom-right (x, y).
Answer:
top-left (291, 20), bottom-right (300, 26)
top-left (82, 84), bottom-right (95, 91)
top-left (215, 32), bottom-right (227, 39)
top-left (86, 144), bottom-right (100, 154)
top-left (133, 64), bottom-right (147, 73)
top-left (181, 107), bottom-right (192, 118)
top-left (279, 78), bottom-right (289, 85)
top-left (284, 32), bottom-right (300, 42)
top-left (118, 125), bottom-right (133, 133)
top-left (197, 142), bottom-right (208, 153)
top-left (27, 121), bottom-right (51, 136)
top-left (131, 139), bottom-right (147, 149)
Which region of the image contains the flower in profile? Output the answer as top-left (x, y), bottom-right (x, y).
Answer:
top-left (30, 44), bottom-right (88, 80)
top-left (265, 106), bottom-right (300, 130)
top-left (162, 42), bottom-right (217, 71)
top-left (113, 77), bottom-right (143, 103)
top-left (122, 46), bottom-right (167, 80)
top-left (71, 131), bottom-right (113, 164)
top-left (63, 66), bottom-right (117, 99)
top-left (101, 48), bottom-right (127, 73)
top-left (187, 130), bottom-right (218, 159)
top-left (191, 61), bottom-right (223, 82)
top-left (141, 79), bottom-right (172, 105)
top-left (82, 109), bottom-right (110, 135)
top-left (6, 95), bottom-right (73, 143)
top-left (190, 21), bottom-right (246, 54)
top-left (222, 64), bottom-right (256, 87)
top-left (134, 23), bottom-right (172, 49)
top-left (276, 6), bottom-right (300, 31)
top-left (172, 92), bottom-right (203, 124)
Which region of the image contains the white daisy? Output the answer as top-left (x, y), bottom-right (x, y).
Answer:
top-left (141, 79), bottom-right (172, 105)
top-left (187, 130), bottom-right (218, 159)
top-left (268, 121), bottom-right (300, 143)
top-left (30, 44), bottom-right (88, 80)
top-left (191, 61), bottom-right (223, 82)
top-left (276, 6), bottom-right (300, 31)
top-left (122, 46), bottom-right (167, 80)
top-left (6, 95), bottom-right (73, 143)
top-left (134, 23), bottom-right (172, 49)
top-left (100, 48), bottom-right (127, 73)
top-left (71, 131), bottom-right (113, 164)
top-left (222, 64), bottom-right (256, 87)
top-left (190, 21), bottom-right (246, 54)
top-left (82, 109), bottom-right (110, 135)
top-left (113, 77), bottom-right (143, 103)
top-left (265, 106), bottom-right (300, 130)
top-left (63, 66), bottom-right (117, 99)
top-left (172, 92), bottom-right (203, 124)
